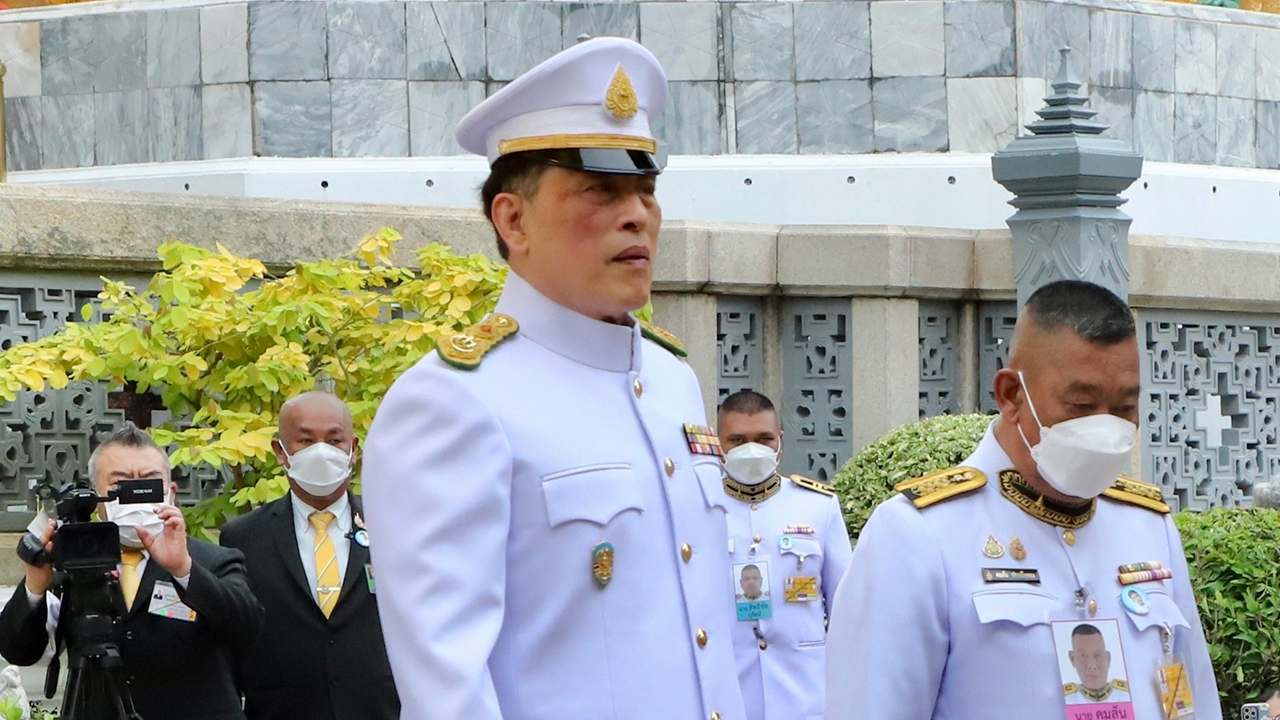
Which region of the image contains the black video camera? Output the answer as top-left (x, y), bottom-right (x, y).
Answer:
top-left (17, 477), bottom-right (166, 575)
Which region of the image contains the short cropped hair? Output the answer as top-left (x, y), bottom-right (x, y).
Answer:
top-left (718, 390), bottom-right (776, 418)
top-left (87, 422), bottom-right (168, 482)
top-left (480, 150), bottom-right (584, 260)
top-left (1024, 280), bottom-right (1135, 345)
top-left (1071, 623), bottom-right (1102, 639)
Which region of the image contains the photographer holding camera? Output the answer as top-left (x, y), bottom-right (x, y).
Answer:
top-left (0, 423), bottom-right (264, 720)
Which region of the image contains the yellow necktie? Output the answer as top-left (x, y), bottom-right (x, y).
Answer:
top-left (310, 511), bottom-right (340, 618)
top-left (120, 550), bottom-right (144, 610)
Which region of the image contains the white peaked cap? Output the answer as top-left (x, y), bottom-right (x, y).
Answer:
top-left (456, 37), bottom-right (668, 172)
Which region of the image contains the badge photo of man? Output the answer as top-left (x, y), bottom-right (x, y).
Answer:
top-left (825, 280), bottom-right (1220, 720)
top-left (0, 423), bottom-right (265, 720)
top-left (1063, 623), bottom-right (1130, 704)
top-left (219, 391), bottom-right (398, 720)
top-left (362, 38), bottom-right (746, 720)
top-left (719, 390), bottom-right (852, 720)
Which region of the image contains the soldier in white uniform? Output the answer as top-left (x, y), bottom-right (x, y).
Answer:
top-left (718, 390), bottom-right (852, 720)
top-left (361, 38), bottom-right (745, 720)
top-left (826, 280), bottom-right (1221, 720)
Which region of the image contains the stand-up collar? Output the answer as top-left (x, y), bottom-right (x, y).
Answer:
top-left (495, 271), bottom-right (641, 373)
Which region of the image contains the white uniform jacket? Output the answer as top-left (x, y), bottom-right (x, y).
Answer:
top-left (727, 477), bottom-right (852, 720)
top-left (363, 272), bottom-right (746, 720)
top-left (826, 423), bottom-right (1221, 720)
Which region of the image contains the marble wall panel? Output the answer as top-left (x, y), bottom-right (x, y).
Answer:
top-left (640, 3), bottom-right (720, 82)
top-left (95, 90), bottom-right (151, 165)
top-left (202, 82), bottom-right (252, 160)
top-left (1089, 9), bottom-right (1131, 88)
top-left (328, 2), bottom-right (406, 80)
top-left (1016, 1), bottom-right (1089, 80)
top-left (1174, 92), bottom-right (1216, 164)
top-left (797, 80), bottom-right (872, 154)
top-left (1134, 89), bottom-right (1175, 162)
top-left (1257, 99), bottom-right (1280, 169)
top-left (0, 22), bottom-right (41, 98)
top-left (1174, 19), bottom-right (1216, 96)
top-left (1134, 14), bottom-right (1177, 93)
top-left (149, 86), bottom-right (202, 162)
top-left (795, 3), bottom-right (870, 81)
top-left (407, 2), bottom-right (485, 81)
top-left (947, 76), bottom-right (1016, 153)
top-left (735, 81), bottom-right (796, 154)
top-left (40, 94), bottom-right (94, 169)
top-left (652, 81), bottom-right (722, 155)
top-left (563, 4), bottom-right (638, 46)
top-left (332, 79), bottom-right (409, 157)
top-left (731, 4), bottom-right (793, 81)
top-left (486, 3), bottom-right (561, 82)
top-left (5, 96), bottom-right (41, 171)
top-left (43, 14), bottom-right (146, 95)
top-left (248, 2), bottom-right (328, 82)
top-left (874, 75), bottom-right (947, 152)
top-left (201, 4), bottom-right (250, 85)
top-left (945, 1), bottom-right (1015, 78)
top-left (872, 2), bottom-right (944, 78)
top-left (1217, 23), bottom-right (1256, 99)
top-left (409, 80), bottom-right (485, 156)
top-left (254, 81), bottom-right (332, 157)
top-left (147, 9), bottom-right (200, 89)
top-left (1216, 95), bottom-right (1255, 167)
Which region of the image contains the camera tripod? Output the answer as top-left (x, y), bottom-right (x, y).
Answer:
top-left (46, 577), bottom-right (144, 720)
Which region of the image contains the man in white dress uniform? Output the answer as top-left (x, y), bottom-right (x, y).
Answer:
top-left (362, 38), bottom-right (746, 720)
top-left (825, 280), bottom-right (1220, 720)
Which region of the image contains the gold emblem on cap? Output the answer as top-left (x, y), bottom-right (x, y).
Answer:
top-left (605, 64), bottom-right (639, 119)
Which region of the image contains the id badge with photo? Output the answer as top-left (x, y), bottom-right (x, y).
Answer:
top-left (1051, 618), bottom-right (1136, 720)
top-left (148, 580), bottom-right (197, 622)
top-left (732, 559), bottom-right (772, 621)
top-left (1156, 626), bottom-right (1195, 720)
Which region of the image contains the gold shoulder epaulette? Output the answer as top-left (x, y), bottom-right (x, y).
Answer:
top-left (436, 313), bottom-right (519, 370)
top-left (640, 321), bottom-right (687, 357)
top-left (896, 467), bottom-right (987, 509)
top-left (1113, 679), bottom-right (1129, 692)
top-left (1102, 476), bottom-right (1170, 514)
top-left (790, 474), bottom-right (836, 498)
top-left (1063, 683), bottom-right (1078, 696)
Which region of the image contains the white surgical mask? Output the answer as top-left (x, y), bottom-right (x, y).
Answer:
top-left (1016, 371), bottom-right (1137, 499)
top-left (283, 443), bottom-right (353, 497)
top-left (105, 487), bottom-right (170, 549)
top-left (723, 443), bottom-right (780, 486)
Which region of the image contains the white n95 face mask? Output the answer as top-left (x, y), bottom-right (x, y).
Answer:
top-left (106, 483), bottom-right (170, 549)
top-left (1016, 372), bottom-right (1137, 500)
top-left (283, 442), bottom-right (353, 497)
top-left (723, 442), bottom-right (780, 486)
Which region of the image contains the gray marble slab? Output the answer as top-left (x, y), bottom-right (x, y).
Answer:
top-left (1174, 19), bottom-right (1216, 96)
top-left (735, 81), bottom-right (797, 153)
top-left (871, 1), bottom-right (944, 78)
top-left (150, 86), bottom-right (202, 162)
top-left (652, 81), bottom-right (721, 155)
top-left (486, 3), bottom-right (561, 82)
top-left (946, 76), bottom-right (1016, 153)
top-left (254, 81), bottom-right (332, 157)
top-left (874, 75), bottom-right (947, 152)
top-left (944, 1), bottom-right (1014, 78)
top-left (1015, 1), bottom-right (1089, 80)
top-left (95, 90), bottom-right (151, 166)
top-left (147, 9), bottom-right (200, 88)
top-left (731, 4), bottom-right (792, 82)
top-left (202, 82), bottom-right (252, 159)
top-left (0, 22), bottom-right (42, 98)
top-left (1260, 28), bottom-right (1280, 102)
top-left (201, 4), bottom-right (249, 85)
top-left (1089, 9), bottom-right (1130, 88)
top-left (1173, 92), bottom-right (1215, 164)
top-left (563, 4), bottom-right (638, 46)
top-left (407, 3), bottom-right (485, 81)
top-left (40, 94), bottom-right (94, 169)
top-left (795, 3), bottom-right (870, 81)
top-left (639, 3), bottom-right (720, 82)
top-left (487, 81), bottom-right (507, 98)
top-left (1217, 23), bottom-right (1255, 99)
top-left (1133, 14), bottom-right (1176, 93)
top-left (1091, 86), bottom-right (1134, 148)
top-left (5, 96), bottom-right (41, 172)
top-left (329, 2), bottom-right (406, 80)
top-left (1133, 89), bottom-right (1174, 162)
top-left (409, 80), bottom-right (485, 155)
top-left (42, 14), bottom-right (146, 95)
top-left (333, 80), bottom-right (409, 157)
top-left (797, 80), bottom-right (872, 154)
top-left (248, 2), bottom-right (328, 82)
top-left (1216, 95), bottom-right (1255, 167)
top-left (1256, 99), bottom-right (1280, 168)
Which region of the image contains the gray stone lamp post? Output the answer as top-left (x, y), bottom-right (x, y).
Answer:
top-left (991, 48), bottom-right (1143, 309)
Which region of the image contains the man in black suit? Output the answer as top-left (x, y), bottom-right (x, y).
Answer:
top-left (0, 423), bottom-right (264, 720)
top-left (221, 391), bottom-right (398, 720)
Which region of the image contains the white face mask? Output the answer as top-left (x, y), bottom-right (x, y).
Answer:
top-left (105, 485), bottom-right (171, 549)
top-left (723, 442), bottom-right (780, 486)
top-left (1016, 372), bottom-right (1137, 500)
top-left (283, 442), bottom-right (353, 497)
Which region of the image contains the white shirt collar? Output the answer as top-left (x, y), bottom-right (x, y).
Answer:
top-left (290, 490), bottom-right (351, 534)
top-left (495, 270), bottom-right (642, 374)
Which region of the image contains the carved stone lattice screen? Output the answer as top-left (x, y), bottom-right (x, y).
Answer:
top-left (780, 298), bottom-right (851, 482)
top-left (1141, 311), bottom-right (1280, 511)
top-left (716, 296), bottom-right (764, 406)
top-left (919, 301), bottom-right (962, 418)
top-left (978, 302), bottom-right (1018, 414)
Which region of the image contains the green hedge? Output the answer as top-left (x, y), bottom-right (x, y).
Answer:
top-left (833, 413), bottom-right (1280, 711)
